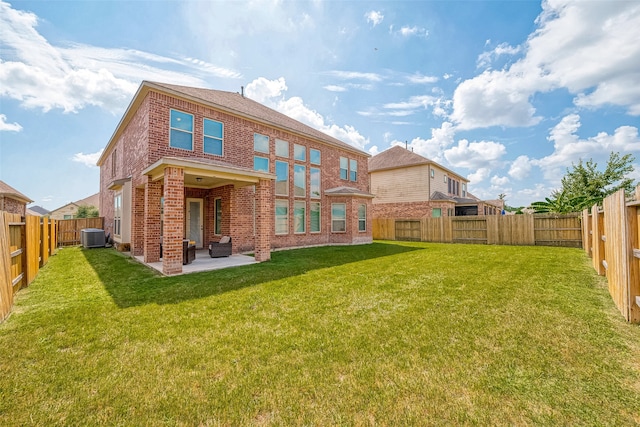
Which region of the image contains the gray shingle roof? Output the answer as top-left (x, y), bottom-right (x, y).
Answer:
top-left (368, 145), bottom-right (430, 172)
top-left (0, 180), bottom-right (32, 203)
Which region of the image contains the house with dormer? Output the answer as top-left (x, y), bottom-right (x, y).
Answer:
top-left (97, 81), bottom-right (373, 275)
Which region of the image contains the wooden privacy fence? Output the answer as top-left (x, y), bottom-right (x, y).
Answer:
top-left (1, 212), bottom-right (58, 322)
top-left (373, 213), bottom-right (582, 247)
top-left (57, 217), bottom-right (104, 246)
top-left (582, 186), bottom-right (640, 323)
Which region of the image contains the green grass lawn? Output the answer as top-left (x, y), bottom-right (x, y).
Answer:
top-left (1, 242), bottom-right (638, 426)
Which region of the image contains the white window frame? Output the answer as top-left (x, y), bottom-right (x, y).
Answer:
top-left (358, 203), bottom-right (366, 232)
top-left (331, 203), bottom-right (346, 233)
top-left (169, 109), bottom-right (194, 151)
top-left (294, 201), bottom-right (306, 234)
top-left (310, 202), bottom-right (321, 233)
top-left (203, 118), bottom-right (224, 156)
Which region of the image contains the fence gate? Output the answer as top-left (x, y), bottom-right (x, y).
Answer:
top-left (395, 220), bottom-right (421, 241)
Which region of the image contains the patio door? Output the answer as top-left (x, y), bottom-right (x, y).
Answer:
top-left (186, 198), bottom-right (203, 248)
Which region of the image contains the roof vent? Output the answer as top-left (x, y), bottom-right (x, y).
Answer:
top-left (241, 86), bottom-right (244, 97)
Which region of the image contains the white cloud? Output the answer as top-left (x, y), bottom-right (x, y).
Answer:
top-left (245, 77), bottom-right (288, 104)
top-left (444, 139), bottom-right (507, 169)
top-left (408, 73), bottom-right (438, 84)
top-left (245, 76), bottom-right (369, 150)
top-left (0, 114), bottom-right (22, 132)
top-left (406, 122), bottom-right (456, 162)
top-left (467, 168), bottom-right (491, 184)
top-left (368, 145), bottom-right (380, 156)
top-left (451, 1), bottom-right (640, 129)
top-left (383, 132), bottom-right (392, 143)
top-left (477, 42), bottom-right (522, 69)
top-left (72, 149), bottom-right (103, 167)
top-left (324, 85), bottom-right (347, 92)
top-left (533, 114), bottom-right (640, 182)
top-left (365, 10), bottom-right (384, 27)
top-left (0, 1), bottom-right (240, 115)
top-left (490, 175), bottom-right (510, 186)
top-left (508, 155), bottom-right (533, 180)
top-left (324, 70), bottom-right (384, 82)
top-left (391, 25), bottom-right (428, 38)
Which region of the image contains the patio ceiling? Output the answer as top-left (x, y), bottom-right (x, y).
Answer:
top-left (142, 156), bottom-right (275, 189)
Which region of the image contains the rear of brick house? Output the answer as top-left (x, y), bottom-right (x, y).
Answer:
top-left (97, 81), bottom-right (373, 275)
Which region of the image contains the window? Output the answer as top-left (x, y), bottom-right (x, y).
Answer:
top-left (214, 198), bottom-right (222, 235)
top-left (462, 183), bottom-right (467, 197)
top-left (204, 118), bottom-right (223, 156)
top-left (111, 150), bottom-right (117, 177)
top-left (331, 203), bottom-right (346, 232)
top-left (64, 214), bottom-right (73, 220)
top-left (254, 156), bottom-right (269, 172)
top-left (294, 201), bottom-right (306, 233)
top-left (276, 139), bottom-right (289, 157)
top-left (294, 164), bottom-right (305, 197)
top-left (254, 133), bottom-right (269, 153)
top-left (275, 161), bottom-right (289, 196)
top-left (444, 175), bottom-right (448, 183)
top-left (310, 202), bottom-right (321, 233)
top-left (114, 193), bottom-right (122, 236)
top-left (432, 208), bottom-right (442, 218)
top-left (339, 157), bottom-right (348, 180)
top-left (430, 168), bottom-right (434, 178)
top-left (358, 204), bottom-right (366, 232)
top-left (310, 167), bottom-right (321, 198)
top-left (294, 144), bottom-right (306, 161)
top-left (275, 200), bottom-right (288, 234)
top-left (170, 110), bottom-right (193, 150)
top-left (349, 159), bottom-right (357, 182)
top-left (310, 148), bottom-right (321, 165)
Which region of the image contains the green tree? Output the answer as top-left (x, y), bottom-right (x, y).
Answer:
top-left (555, 152), bottom-right (636, 203)
top-left (529, 189), bottom-right (598, 214)
top-left (75, 205), bottom-right (99, 218)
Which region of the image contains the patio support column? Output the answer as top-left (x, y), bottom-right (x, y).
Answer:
top-left (162, 166), bottom-right (184, 275)
top-left (132, 187), bottom-right (145, 256)
top-left (143, 178), bottom-right (162, 263)
top-left (254, 178), bottom-right (272, 262)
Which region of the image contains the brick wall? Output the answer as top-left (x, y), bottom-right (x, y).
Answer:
top-left (0, 197), bottom-right (26, 216)
top-left (372, 201), bottom-right (456, 219)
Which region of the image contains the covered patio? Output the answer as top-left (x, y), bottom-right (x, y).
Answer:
top-left (139, 157), bottom-right (275, 275)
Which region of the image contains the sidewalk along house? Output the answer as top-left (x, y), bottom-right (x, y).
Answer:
top-left (97, 81), bottom-right (373, 275)
top-left (368, 146), bottom-right (503, 218)
top-left (0, 180), bottom-right (32, 215)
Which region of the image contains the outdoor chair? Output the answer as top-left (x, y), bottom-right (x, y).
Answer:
top-left (183, 239), bottom-right (196, 265)
top-left (209, 236), bottom-right (232, 258)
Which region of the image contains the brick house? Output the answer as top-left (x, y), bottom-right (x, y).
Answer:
top-left (97, 81), bottom-right (373, 275)
top-left (0, 180), bottom-right (32, 216)
top-left (369, 146), bottom-right (503, 218)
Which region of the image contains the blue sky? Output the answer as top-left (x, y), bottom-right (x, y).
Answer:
top-left (1, 0), bottom-right (639, 211)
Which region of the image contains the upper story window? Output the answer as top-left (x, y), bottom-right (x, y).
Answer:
top-left (275, 160), bottom-right (289, 196)
top-left (254, 156), bottom-right (269, 172)
top-left (310, 148), bottom-right (321, 165)
top-left (462, 183), bottom-right (467, 197)
top-left (111, 149), bottom-right (117, 177)
top-left (170, 109), bottom-right (193, 150)
top-left (340, 156), bottom-right (357, 181)
top-left (430, 168), bottom-right (435, 178)
top-left (349, 159), bottom-right (357, 182)
top-left (310, 167), bottom-right (321, 198)
top-left (294, 144), bottom-right (306, 161)
top-left (448, 177), bottom-right (460, 196)
top-left (254, 133), bottom-right (269, 153)
top-left (204, 119), bottom-right (223, 156)
top-left (339, 157), bottom-right (348, 180)
top-left (294, 164), bottom-right (306, 197)
top-left (276, 139), bottom-right (289, 157)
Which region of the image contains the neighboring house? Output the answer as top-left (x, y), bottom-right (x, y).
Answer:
top-left (368, 146), bottom-right (502, 218)
top-left (97, 81), bottom-right (373, 275)
top-left (49, 193), bottom-right (100, 220)
top-left (27, 205), bottom-right (50, 216)
top-left (0, 180), bottom-right (32, 216)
